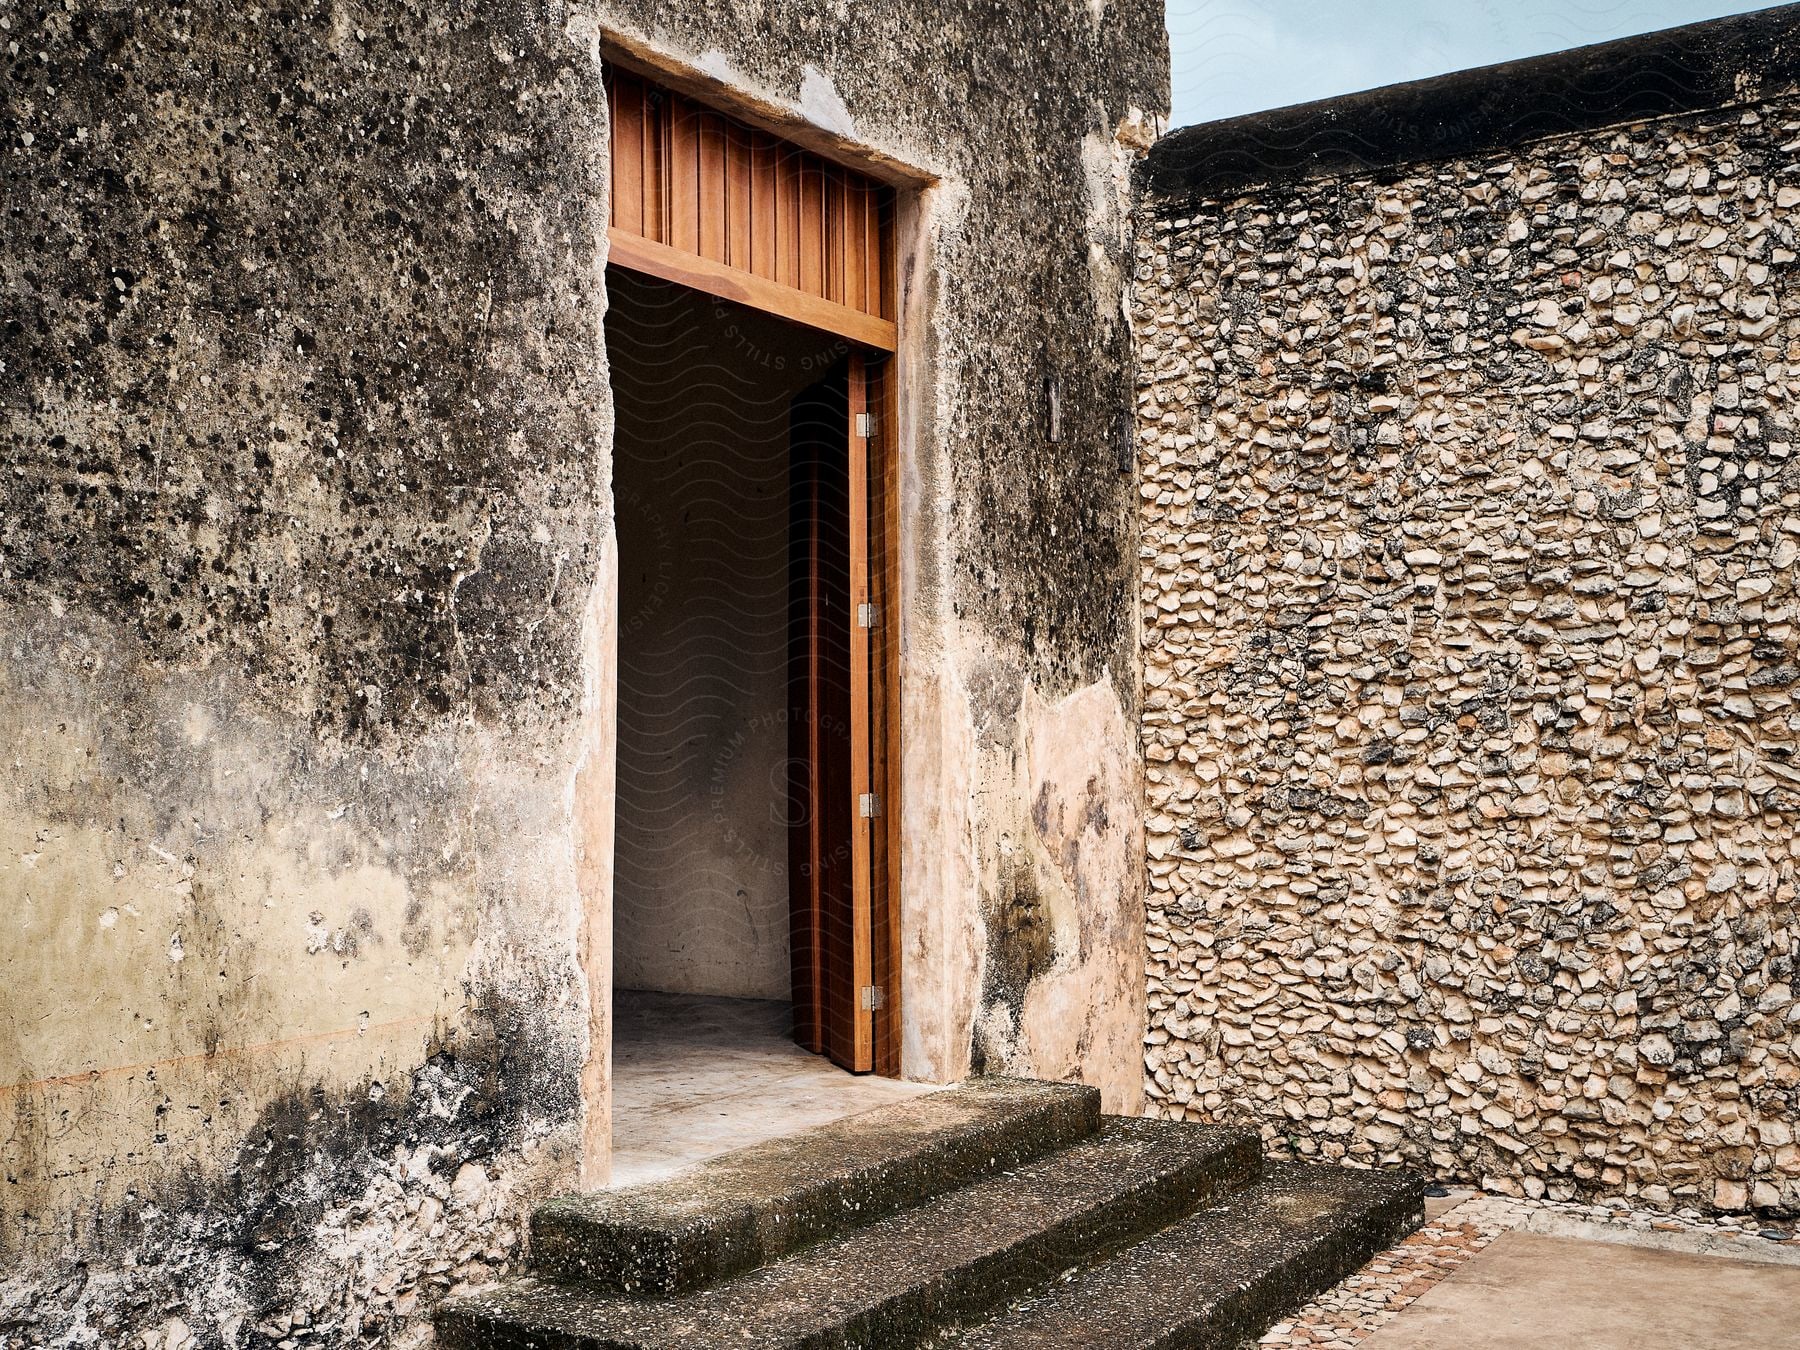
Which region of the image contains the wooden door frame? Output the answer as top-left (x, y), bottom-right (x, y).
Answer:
top-left (865, 352), bottom-right (904, 1078)
top-left (600, 52), bottom-right (908, 1076)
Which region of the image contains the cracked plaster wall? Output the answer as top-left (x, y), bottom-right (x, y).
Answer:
top-left (2, 1), bottom-right (608, 1344)
top-left (1, 0), bottom-right (1168, 1344)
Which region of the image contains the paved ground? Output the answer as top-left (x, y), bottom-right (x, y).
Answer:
top-left (609, 989), bottom-right (935, 1186)
top-left (1359, 1230), bottom-right (1800, 1349)
top-left (1262, 1188), bottom-right (1800, 1349)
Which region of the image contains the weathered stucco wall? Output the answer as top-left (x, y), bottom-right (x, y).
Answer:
top-left (587, 1), bottom-right (1167, 1109)
top-left (2, 1), bottom-right (611, 1344)
top-left (2, 0), bottom-right (1167, 1343)
top-left (1135, 14), bottom-right (1800, 1217)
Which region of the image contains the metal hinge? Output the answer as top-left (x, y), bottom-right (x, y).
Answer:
top-left (857, 602), bottom-right (879, 629)
top-left (860, 985), bottom-right (886, 1011)
top-left (858, 792), bottom-right (883, 819)
top-left (855, 412), bottom-right (875, 438)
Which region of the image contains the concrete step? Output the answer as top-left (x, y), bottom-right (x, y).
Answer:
top-left (943, 1161), bottom-right (1425, 1349)
top-left (531, 1077), bottom-right (1102, 1296)
top-left (433, 1116), bottom-right (1264, 1350)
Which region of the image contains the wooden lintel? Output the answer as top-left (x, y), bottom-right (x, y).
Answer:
top-left (599, 30), bottom-right (939, 191)
top-left (606, 228), bottom-right (898, 353)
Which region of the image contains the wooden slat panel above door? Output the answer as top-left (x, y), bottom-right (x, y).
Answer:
top-left (604, 66), bottom-right (897, 352)
top-left (608, 73), bottom-right (646, 237)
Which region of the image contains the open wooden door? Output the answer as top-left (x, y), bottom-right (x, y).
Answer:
top-left (602, 61), bottom-right (902, 1074)
top-left (864, 354), bottom-right (902, 1078)
top-left (787, 357), bottom-right (887, 1072)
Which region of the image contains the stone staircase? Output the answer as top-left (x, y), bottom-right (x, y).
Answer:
top-left (433, 1078), bottom-right (1422, 1349)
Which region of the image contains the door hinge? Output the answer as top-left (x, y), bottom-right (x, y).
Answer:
top-left (858, 792), bottom-right (883, 819)
top-left (855, 412), bottom-right (875, 438)
top-left (860, 984), bottom-right (886, 1011)
top-left (857, 601), bottom-right (879, 629)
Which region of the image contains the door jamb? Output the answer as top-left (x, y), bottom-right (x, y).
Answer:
top-left (586, 45), bottom-right (927, 1188)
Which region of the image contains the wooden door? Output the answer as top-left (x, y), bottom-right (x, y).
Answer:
top-left (602, 63), bottom-right (902, 1073)
top-left (864, 355), bottom-right (902, 1077)
top-left (788, 358), bottom-right (878, 1072)
top-left (842, 354), bottom-right (877, 1072)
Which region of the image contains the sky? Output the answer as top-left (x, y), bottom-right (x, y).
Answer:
top-left (1167, 0), bottom-right (1778, 127)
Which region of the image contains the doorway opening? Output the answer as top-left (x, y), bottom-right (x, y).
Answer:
top-left (601, 59), bottom-right (910, 1181)
top-left (606, 268), bottom-right (914, 1183)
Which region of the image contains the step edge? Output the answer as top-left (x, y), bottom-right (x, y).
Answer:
top-left (434, 1120), bottom-right (1269, 1349)
top-left (945, 1162), bottom-right (1427, 1349)
top-left (529, 1078), bottom-right (1107, 1295)
top-left (1150, 1166), bottom-right (1426, 1349)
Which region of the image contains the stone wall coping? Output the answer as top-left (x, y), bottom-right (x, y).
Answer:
top-left (1142, 3), bottom-right (1800, 207)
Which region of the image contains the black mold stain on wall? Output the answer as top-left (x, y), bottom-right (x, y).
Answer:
top-left (971, 855), bottom-right (1057, 1074)
top-left (1, 0), bottom-right (610, 741)
top-left (2, 0), bottom-right (607, 1340)
top-left (2, 993), bottom-right (579, 1348)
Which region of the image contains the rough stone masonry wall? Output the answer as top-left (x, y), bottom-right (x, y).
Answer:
top-left (1136, 95), bottom-right (1800, 1214)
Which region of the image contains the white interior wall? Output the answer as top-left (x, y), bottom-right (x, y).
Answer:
top-left (607, 271), bottom-right (848, 1001)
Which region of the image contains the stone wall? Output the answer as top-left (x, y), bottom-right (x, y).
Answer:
top-left (1134, 18), bottom-right (1800, 1217)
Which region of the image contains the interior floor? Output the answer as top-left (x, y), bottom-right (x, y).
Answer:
top-left (609, 989), bottom-right (936, 1188)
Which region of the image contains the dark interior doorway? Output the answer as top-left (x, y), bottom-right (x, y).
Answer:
top-left (606, 267), bottom-right (890, 1076)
